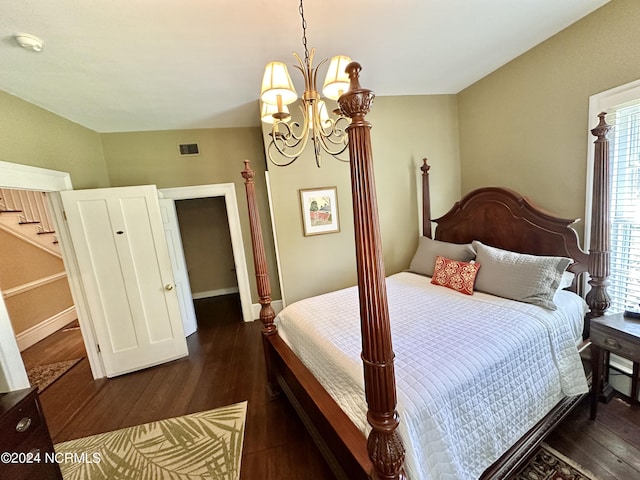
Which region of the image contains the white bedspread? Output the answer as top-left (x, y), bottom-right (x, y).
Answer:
top-left (276, 271), bottom-right (588, 480)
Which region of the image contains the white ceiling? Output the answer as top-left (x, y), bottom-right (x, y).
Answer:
top-left (1, 0), bottom-right (609, 133)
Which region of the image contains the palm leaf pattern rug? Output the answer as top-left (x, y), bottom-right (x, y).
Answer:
top-left (55, 401), bottom-right (247, 480)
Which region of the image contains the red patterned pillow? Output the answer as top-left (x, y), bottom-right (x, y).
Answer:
top-left (431, 256), bottom-right (481, 295)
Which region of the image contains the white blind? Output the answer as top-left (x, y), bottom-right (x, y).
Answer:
top-left (607, 100), bottom-right (640, 313)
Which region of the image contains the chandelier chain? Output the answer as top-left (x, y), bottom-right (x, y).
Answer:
top-left (299, 0), bottom-right (309, 66)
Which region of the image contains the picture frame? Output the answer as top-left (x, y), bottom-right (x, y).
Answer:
top-left (299, 187), bottom-right (340, 236)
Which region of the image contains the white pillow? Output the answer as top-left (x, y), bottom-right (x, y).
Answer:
top-left (472, 241), bottom-right (572, 310)
top-left (409, 237), bottom-right (476, 277)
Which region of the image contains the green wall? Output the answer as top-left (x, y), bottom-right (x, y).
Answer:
top-left (457, 0), bottom-right (640, 233)
top-left (0, 90), bottom-right (109, 188)
top-left (101, 126), bottom-right (281, 301)
top-left (265, 94), bottom-right (461, 303)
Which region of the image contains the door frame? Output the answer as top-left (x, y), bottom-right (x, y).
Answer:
top-left (0, 160), bottom-right (105, 388)
top-left (158, 184), bottom-right (253, 323)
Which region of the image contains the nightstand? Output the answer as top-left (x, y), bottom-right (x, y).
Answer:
top-left (0, 387), bottom-right (63, 480)
top-left (590, 312), bottom-right (640, 420)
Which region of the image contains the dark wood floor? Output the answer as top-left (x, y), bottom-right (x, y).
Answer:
top-left (32, 295), bottom-right (334, 479)
top-left (24, 295), bottom-right (639, 479)
top-left (21, 320), bottom-right (86, 370)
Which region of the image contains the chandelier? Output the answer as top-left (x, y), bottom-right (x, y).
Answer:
top-left (260, 0), bottom-right (351, 167)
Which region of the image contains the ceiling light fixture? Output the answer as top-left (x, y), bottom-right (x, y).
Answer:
top-left (15, 33), bottom-right (44, 52)
top-left (260, 0), bottom-right (351, 167)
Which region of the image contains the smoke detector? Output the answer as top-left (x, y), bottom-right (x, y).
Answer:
top-left (15, 33), bottom-right (44, 52)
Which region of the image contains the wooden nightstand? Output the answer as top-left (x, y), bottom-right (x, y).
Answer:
top-left (0, 387), bottom-right (62, 480)
top-left (590, 312), bottom-right (640, 420)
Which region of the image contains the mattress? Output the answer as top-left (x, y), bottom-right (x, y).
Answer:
top-left (275, 271), bottom-right (589, 480)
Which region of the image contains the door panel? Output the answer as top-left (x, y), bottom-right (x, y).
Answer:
top-left (158, 198), bottom-right (197, 337)
top-left (61, 186), bottom-right (188, 377)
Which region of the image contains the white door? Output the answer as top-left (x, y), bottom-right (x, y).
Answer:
top-left (61, 186), bottom-right (188, 378)
top-left (158, 198), bottom-right (197, 337)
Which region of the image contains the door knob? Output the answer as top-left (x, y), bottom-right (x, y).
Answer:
top-left (165, 284), bottom-right (174, 291)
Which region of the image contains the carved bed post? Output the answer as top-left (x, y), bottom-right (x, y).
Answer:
top-left (338, 63), bottom-right (406, 480)
top-left (241, 160), bottom-right (279, 397)
top-left (585, 112), bottom-right (612, 336)
top-left (421, 158), bottom-right (432, 238)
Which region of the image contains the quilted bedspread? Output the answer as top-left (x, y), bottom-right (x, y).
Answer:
top-left (276, 271), bottom-right (588, 480)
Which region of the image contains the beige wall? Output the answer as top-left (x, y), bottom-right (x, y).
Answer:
top-left (266, 94), bottom-right (461, 303)
top-left (175, 197), bottom-right (238, 294)
top-left (0, 230), bottom-right (73, 335)
top-left (0, 90), bottom-right (109, 189)
top-left (4, 280), bottom-right (73, 334)
top-left (0, 230), bottom-right (66, 289)
top-left (457, 0), bottom-right (640, 235)
top-left (101, 126), bottom-right (281, 301)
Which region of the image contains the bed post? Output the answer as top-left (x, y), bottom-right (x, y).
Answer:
top-left (585, 112), bottom-right (612, 336)
top-left (421, 158), bottom-right (432, 238)
top-left (241, 160), bottom-right (279, 397)
top-left (338, 63), bottom-right (406, 480)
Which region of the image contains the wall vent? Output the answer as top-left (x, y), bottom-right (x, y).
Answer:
top-left (178, 143), bottom-right (200, 156)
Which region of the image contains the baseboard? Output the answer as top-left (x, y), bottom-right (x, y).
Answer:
top-left (251, 300), bottom-right (283, 320)
top-left (192, 287), bottom-right (239, 300)
top-left (16, 306), bottom-right (76, 351)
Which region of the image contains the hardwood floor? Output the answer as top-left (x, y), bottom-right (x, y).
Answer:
top-left (546, 393), bottom-right (640, 479)
top-left (21, 320), bottom-right (86, 369)
top-left (26, 295), bottom-right (639, 479)
top-left (36, 294), bottom-right (334, 479)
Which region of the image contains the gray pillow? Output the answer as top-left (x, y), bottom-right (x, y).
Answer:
top-left (409, 237), bottom-right (476, 277)
top-left (472, 241), bottom-right (572, 310)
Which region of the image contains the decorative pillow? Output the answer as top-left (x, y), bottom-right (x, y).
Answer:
top-left (431, 256), bottom-right (481, 295)
top-left (472, 241), bottom-right (572, 310)
top-left (409, 237), bottom-right (476, 277)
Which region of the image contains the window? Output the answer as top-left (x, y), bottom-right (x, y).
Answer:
top-left (588, 80), bottom-right (640, 314)
top-left (607, 101), bottom-right (640, 313)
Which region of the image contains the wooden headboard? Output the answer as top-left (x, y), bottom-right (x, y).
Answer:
top-left (432, 186), bottom-right (590, 277)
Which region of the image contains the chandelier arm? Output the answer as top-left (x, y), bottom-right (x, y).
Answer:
top-left (269, 117), bottom-right (313, 160)
top-left (312, 57), bottom-right (328, 95)
top-left (292, 52), bottom-right (312, 92)
top-left (267, 141), bottom-right (300, 167)
top-left (316, 117), bottom-right (348, 141)
top-left (314, 117), bottom-right (349, 148)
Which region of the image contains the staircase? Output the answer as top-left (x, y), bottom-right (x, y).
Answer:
top-left (1, 188), bottom-right (75, 351)
top-left (0, 188), bottom-right (61, 257)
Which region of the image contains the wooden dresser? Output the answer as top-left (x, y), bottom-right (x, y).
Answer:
top-left (0, 387), bottom-right (62, 480)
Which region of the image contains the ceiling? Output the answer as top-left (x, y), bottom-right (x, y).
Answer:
top-left (1, 0), bottom-right (609, 133)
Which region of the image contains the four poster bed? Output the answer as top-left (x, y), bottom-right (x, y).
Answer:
top-left (241, 64), bottom-right (611, 480)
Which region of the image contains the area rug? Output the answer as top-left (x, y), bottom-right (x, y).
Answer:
top-left (55, 401), bottom-right (247, 480)
top-left (26, 358), bottom-right (83, 392)
top-left (511, 443), bottom-right (599, 480)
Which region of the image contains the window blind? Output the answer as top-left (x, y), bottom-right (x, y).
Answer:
top-left (607, 100), bottom-right (640, 313)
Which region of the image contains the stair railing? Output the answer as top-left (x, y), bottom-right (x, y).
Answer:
top-left (0, 188), bottom-right (57, 240)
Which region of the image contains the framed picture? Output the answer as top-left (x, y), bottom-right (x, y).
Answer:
top-left (299, 187), bottom-right (340, 236)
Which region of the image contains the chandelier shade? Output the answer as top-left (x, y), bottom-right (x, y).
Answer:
top-left (322, 55), bottom-right (352, 101)
top-left (260, 62), bottom-right (298, 106)
top-left (261, 101), bottom-right (290, 124)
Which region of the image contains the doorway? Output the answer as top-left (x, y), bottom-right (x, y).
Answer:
top-left (0, 187), bottom-right (87, 390)
top-left (0, 160), bottom-right (80, 391)
top-left (175, 196), bottom-right (242, 328)
top-left (158, 183), bottom-right (253, 325)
